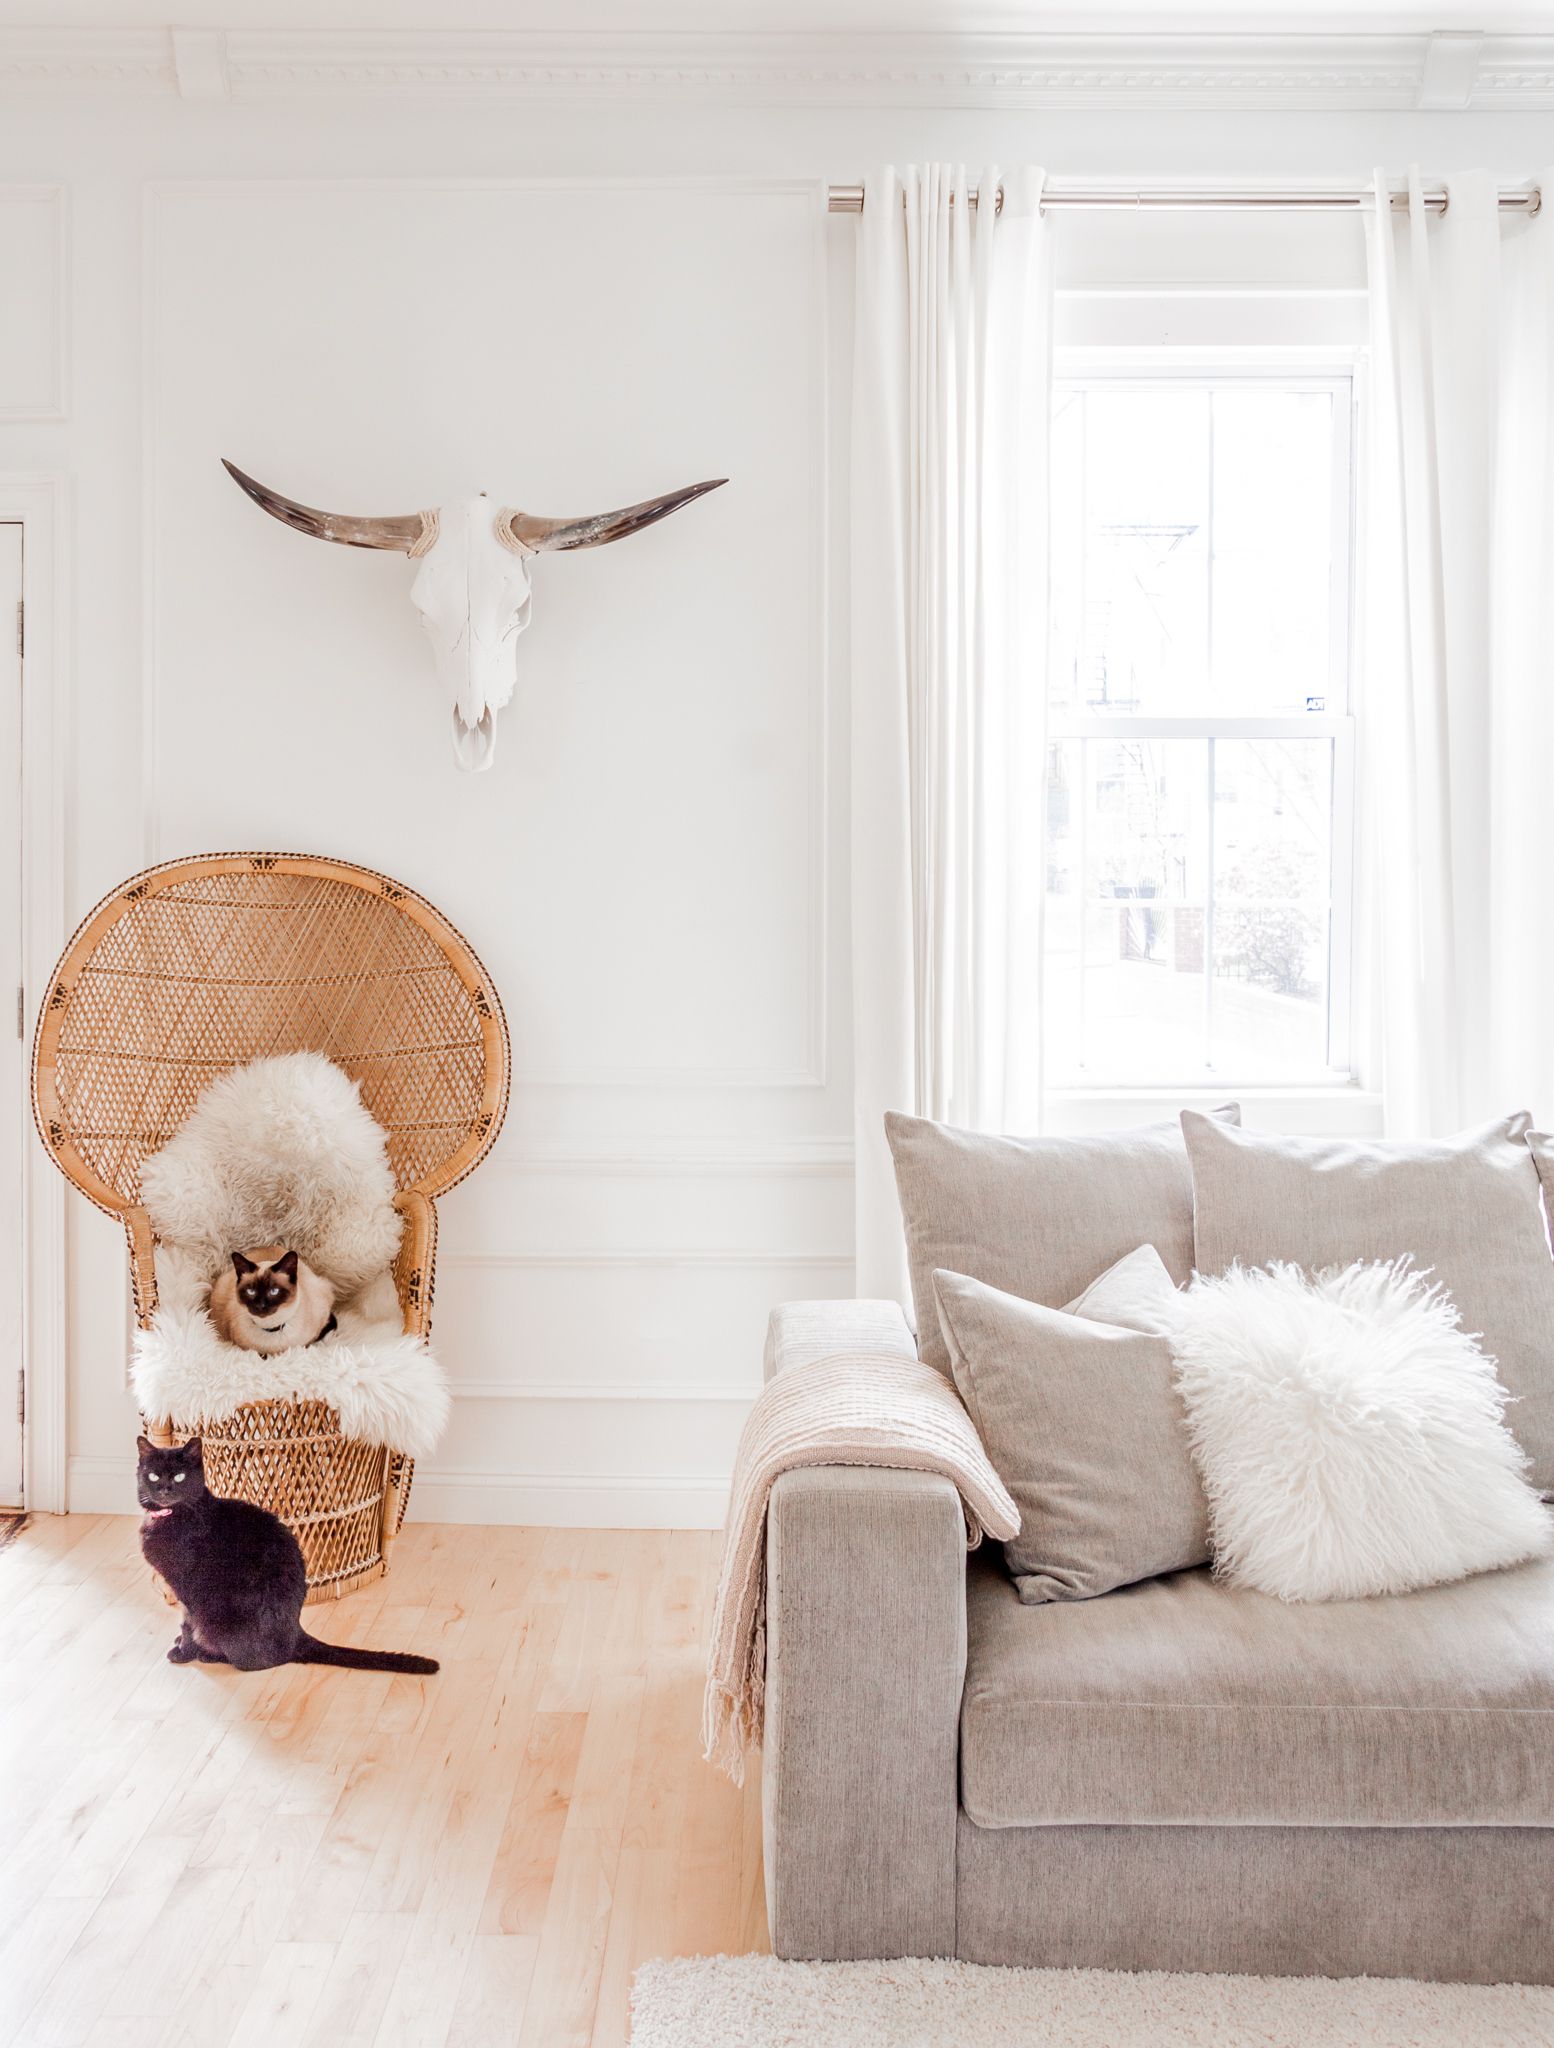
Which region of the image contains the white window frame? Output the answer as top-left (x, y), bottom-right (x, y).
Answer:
top-left (1045, 348), bottom-right (1361, 1104)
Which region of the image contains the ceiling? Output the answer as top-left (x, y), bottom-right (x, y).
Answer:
top-left (1, 1), bottom-right (1547, 30)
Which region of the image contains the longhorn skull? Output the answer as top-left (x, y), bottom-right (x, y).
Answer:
top-left (222, 459), bottom-right (726, 772)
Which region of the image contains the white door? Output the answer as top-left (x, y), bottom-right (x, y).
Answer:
top-left (0, 523), bottom-right (22, 1507)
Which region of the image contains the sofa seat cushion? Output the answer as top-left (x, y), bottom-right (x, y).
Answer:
top-left (961, 1535), bottom-right (1554, 1829)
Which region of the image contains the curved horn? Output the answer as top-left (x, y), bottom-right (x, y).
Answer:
top-left (496, 477), bottom-right (726, 555)
top-left (221, 459), bottom-right (432, 554)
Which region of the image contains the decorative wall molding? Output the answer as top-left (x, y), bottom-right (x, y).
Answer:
top-left (0, 33), bottom-right (171, 93)
top-left (445, 1249), bottom-right (851, 1269)
top-left (208, 30), bottom-right (1410, 107)
top-left (484, 1136), bottom-right (853, 1176)
top-left (3, 28), bottom-right (1553, 110)
top-left (1478, 40), bottom-right (1554, 102)
top-left (0, 188), bottom-right (68, 423)
top-left (452, 1379), bottom-right (762, 1401)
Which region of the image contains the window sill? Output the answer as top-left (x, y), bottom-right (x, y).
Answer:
top-left (1042, 1084), bottom-right (1384, 1139)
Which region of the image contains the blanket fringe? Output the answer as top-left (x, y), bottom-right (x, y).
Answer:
top-left (702, 1609), bottom-right (767, 1785)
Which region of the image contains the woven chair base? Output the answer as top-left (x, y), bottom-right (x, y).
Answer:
top-left (149, 1399), bottom-right (413, 1607)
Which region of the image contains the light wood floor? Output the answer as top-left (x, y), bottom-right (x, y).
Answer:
top-left (0, 1515), bottom-right (767, 2048)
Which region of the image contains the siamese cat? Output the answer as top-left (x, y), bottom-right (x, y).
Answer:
top-left (207, 1247), bottom-right (337, 1353)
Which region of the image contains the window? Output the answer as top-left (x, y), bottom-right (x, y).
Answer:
top-left (1043, 365), bottom-right (1355, 1088)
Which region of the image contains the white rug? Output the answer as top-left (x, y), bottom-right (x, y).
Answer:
top-left (629, 1955), bottom-right (1554, 2048)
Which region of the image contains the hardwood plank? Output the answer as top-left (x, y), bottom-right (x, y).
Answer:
top-left (165, 1958), bottom-right (261, 2048)
top-left (226, 1940), bottom-right (336, 2048)
top-left (671, 1730), bottom-right (748, 1960)
top-left (740, 1753), bottom-right (771, 1955)
top-left (516, 1825), bottom-right (618, 2048)
top-left (478, 1710), bottom-right (588, 1936)
top-left (300, 1910), bottom-right (417, 2048)
top-left (536, 1530), bottom-right (627, 1715)
top-left (22, 1854), bottom-right (229, 2046)
top-left (83, 2020), bottom-right (166, 2048)
top-left (0, 1510), bottom-right (101, 1600)
top-left (0, 1894), bottom-right (104, 2048)
top-left (586, 1556), bottom-right (724, 2048)
top-left (103, 1861), bottom-right (245, 2017)
top-left (589, 1839), bottom-right (648, 2048)
top-left (447, 1933), bottom-right (538, 2048)
top-left (355, 1664), bottom-right (502, 1919)
top-left (568, 1677), bottom-right (646, 1837)
top-left (597, 1529), bottom-right (672, 1681)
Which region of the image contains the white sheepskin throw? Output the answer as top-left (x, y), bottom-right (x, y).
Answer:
top-left (138, 1051), bottom-right (402, 1295)
top-left (132, 1053), bottom-right (447, 1459)
top-left (132, 1250), bottom-right (448, 1459)
top-left (1168, 1260), bottom-right (1553, 1603)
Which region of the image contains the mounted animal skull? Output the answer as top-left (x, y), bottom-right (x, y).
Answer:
top-left (222, 459), bottom-right (726, 772)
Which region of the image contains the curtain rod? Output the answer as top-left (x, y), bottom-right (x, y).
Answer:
top-left (827, 184), bottom-right (1541, 216)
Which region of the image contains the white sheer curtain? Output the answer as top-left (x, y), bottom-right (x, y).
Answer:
top-left (1362, 168), bottom-right (1554, 1135)
top-left (851, 165), bottom-right (1053, 1297)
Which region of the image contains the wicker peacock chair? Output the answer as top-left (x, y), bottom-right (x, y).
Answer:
top-left (33, 852), bottom-right (509, 1601)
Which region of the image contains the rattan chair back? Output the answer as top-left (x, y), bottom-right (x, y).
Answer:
top-left (33, 852), bottom-right (509, 1217)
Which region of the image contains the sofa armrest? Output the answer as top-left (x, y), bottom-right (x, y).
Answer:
top-left (763, 1464), bottom-right (966, 1960)
top-left (763, 1297), bottom-right (917, 1381)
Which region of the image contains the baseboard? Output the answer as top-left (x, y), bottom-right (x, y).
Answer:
top-left (67, 1454), bottom-right (730, 1529)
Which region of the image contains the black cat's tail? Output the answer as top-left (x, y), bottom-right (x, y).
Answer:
top-left (294, 1632), bottom-right (439, 1675)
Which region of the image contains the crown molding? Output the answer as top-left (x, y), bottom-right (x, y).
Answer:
top-left (0, 30), bottom-right (172, 92)
top-left (2, 28), bottom-right (1554, 110)
top-left (1477, 34), bottom-right (1554, 106)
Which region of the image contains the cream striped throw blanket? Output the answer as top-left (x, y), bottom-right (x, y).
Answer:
top-left (702, 1352), bottom-right (1020, 1784)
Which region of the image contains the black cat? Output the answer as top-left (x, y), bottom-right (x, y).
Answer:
top-left (137, 1435), bottom-right (438, 1675)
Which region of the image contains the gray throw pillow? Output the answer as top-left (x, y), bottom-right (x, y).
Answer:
top-left (887, 1105), bottom-right (1239, 1378)
top-left (1182, 1110), bottom-right (1554, 1493)
top-left (934, 1251), bottom-right (1210, 1604)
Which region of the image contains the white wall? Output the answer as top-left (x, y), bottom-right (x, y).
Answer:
top-left (1, 67), bottom-right (1547, 1522)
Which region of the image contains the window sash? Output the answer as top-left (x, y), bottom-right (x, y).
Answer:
top-left (1051, 364), bottom-right (1356, 725)
top-left (1044, 719), bottom-right (1354, 1087)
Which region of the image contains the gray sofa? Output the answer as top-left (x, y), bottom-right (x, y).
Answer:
top-left (760, 1297), bottom-right (1554, 1981)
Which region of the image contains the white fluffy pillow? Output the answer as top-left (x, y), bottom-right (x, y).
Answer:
top-left (1167, 1260), bottom-right (1553, 1602)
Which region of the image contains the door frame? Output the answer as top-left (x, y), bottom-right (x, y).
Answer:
top-left (4, 475), bottom-right (67, 1512)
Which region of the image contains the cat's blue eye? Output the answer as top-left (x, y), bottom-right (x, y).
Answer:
top-left (173, 1472), bottom-right (186, 1483)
